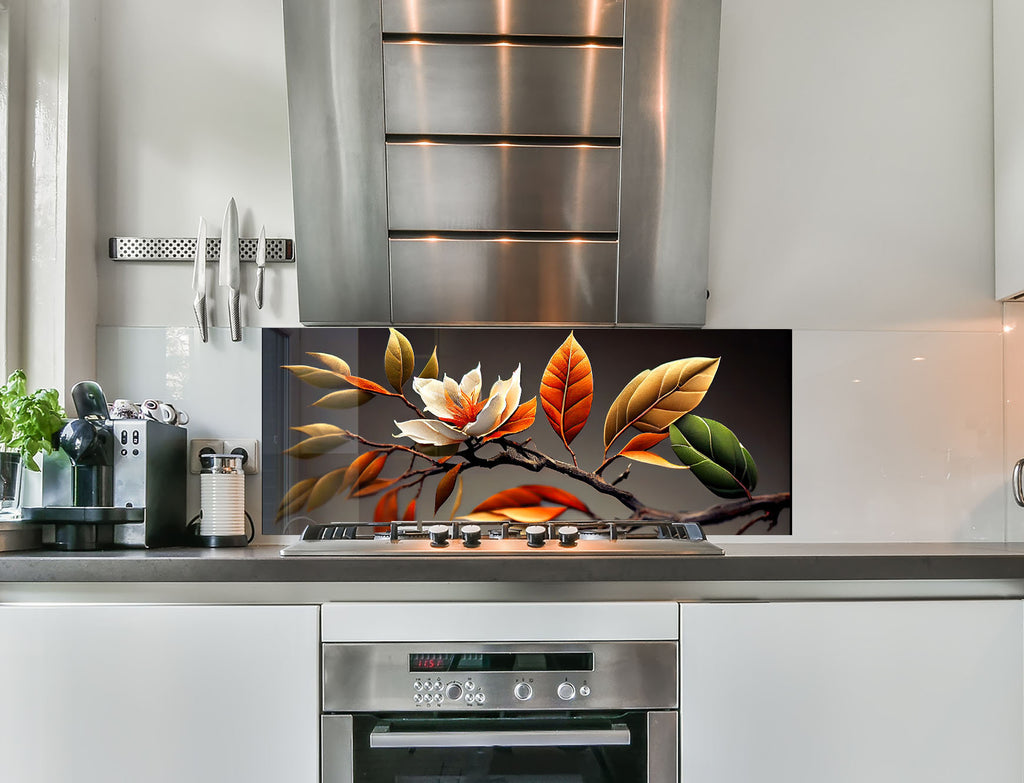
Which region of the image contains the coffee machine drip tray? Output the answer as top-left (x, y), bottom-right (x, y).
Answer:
top-left (20, 506), bottom-right (146, 551)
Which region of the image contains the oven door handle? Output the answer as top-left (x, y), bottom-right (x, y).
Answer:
top-left (369, 723), bottom-right (632, 748)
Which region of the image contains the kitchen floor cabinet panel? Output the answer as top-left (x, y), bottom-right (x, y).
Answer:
top-left (0, 604), bottom-right (319, 783)
top-left (679, 600), bottom-right (1023, 783)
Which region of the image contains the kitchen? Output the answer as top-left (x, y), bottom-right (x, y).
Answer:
top-left (1, 0), bottom-right (1023, 782)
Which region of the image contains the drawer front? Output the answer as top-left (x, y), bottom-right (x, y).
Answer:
top-left (386, 143), bottom-right (621, 232)
top-left (384, 42), bottom-right (623, 137)
top-left (381, 0), bottom-right (625, 37)
top-left (390, 239), bottom-right (617, 323)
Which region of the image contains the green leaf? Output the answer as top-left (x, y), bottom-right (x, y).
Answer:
top-left (0, 371), bottom-right (64, 471)
top-left (669, 414), bottom-right (758, 499)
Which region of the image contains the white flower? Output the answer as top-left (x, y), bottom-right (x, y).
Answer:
top-left (394, 364), bottom-right (522, 446)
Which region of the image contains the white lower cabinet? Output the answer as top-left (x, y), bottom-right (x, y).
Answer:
top-left (0, 604), bottom-right (319, 783)
top-left (679, 600), bottom-right (1023, 783)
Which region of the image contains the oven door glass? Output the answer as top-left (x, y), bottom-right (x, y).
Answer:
top-left (336, 713), bottom-right (653, 783)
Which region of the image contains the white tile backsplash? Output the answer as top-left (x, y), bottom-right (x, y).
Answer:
top-left (792, 330), bottom-right (1004, 541)
top-left (96, 326), bottom-right (264, 531)
top-left (1002, 302), bottom-right (1024, 540)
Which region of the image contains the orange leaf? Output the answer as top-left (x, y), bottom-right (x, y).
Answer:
top-left (603, 357), bottom-right (720, 454)
top-left (458, 511), bottom-right (509, 523)
top-left (540, 332), bottom-right (593, 451)
top-left (518, 484), bottom-right (593, 515)
top-left (402, 497), bottom-right (418, 522)
top-left (341, 450), bottom-right (382, 492)
top-left (351, 478), bottom-right (397, 498)
top-left (619, 450), bottom-right (688, 469)
top-left (350, 452), bottom-right (388, 492)
top-left (472, 486), bottom-right (546, 513)
top-left (344, 375), bottom-right (392, 395)
top-left (482, 398), bottom-right (537, 442)
top-left (374, 488), bottom-right (400, 525)
top-left (435, 463), bottom-right (463, 513)
top-left (618, 432), bottom-right (669, 455)
top-left (466, 505), bottom-right (569, 524)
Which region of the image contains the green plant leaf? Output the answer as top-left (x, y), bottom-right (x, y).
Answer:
top-left (0, 370), bottom-right (65, 471)
top-left (669, 414), bottom-right (758, 499)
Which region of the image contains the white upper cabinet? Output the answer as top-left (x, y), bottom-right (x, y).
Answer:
top-left (996, 0), bottom-right (1024, 299)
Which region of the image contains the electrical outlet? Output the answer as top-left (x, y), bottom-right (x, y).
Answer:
top-left (189, 439), bottom-right (224, 474)
top-left (223, 438), bottom-right (260, 475)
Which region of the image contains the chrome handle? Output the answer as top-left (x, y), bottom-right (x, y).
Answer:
top-left (192, 294), bottom-right (208, 343)
top-left (1014, 459), bottom-right (1024, 507)
top-left (254, 266), bottom-right (265, 310)
top-left (369, 723), bottom-right (631, 749)
top-left (228, 289), bottom-right (241, 342)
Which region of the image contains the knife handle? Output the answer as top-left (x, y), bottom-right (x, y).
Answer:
top-left (255, 267), bottom-right (265, 310)
top-left (193, 294), bottom-right (209, 343)
top-left (229, 289), bottom-right (241, 342)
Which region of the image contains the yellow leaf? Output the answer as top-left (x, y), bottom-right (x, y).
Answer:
top-left (307, 352), bottom-right (351, 376)
top-left (313, 389), bottom-right (374, 409)
top-left (291, 423), bottom-right (346, 437)
top-left (274, 477), bottom-right (317, 523)
top-left (283, 433), bottom-right (349, 459)
top-left (282, 365), bottom-right (349, 389)
top-left (306, 468), bottom-right (350, 512)
top-left (385, 328), bottom-right (415, 392)
top-left (420, 346), bottom-right (439, 380)
top-left (603, 358), bottom-right (720, 454)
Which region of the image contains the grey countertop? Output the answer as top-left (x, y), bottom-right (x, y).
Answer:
top-left (2, 542), bottom-right (1024, 589)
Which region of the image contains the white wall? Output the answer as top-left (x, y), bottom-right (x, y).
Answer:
top-left (91, 0), bottom-right (1005, 541)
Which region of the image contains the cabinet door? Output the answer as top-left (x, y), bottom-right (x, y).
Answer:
top-left (680, 601), bottom-right (1023, 783)
top-left (0, 604), bottom-right (319, 783)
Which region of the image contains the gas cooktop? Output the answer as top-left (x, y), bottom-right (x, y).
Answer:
top-left (280, 520), bottom-right (723, 556)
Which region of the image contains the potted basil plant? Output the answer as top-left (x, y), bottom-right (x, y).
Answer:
top-left (0, 370), bottom-right (65, 515)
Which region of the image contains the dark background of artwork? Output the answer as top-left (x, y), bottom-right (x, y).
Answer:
top-left (263, 328), bottom-right (792, 535)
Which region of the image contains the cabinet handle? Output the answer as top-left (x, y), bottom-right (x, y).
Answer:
top-left (1013, 459), bottom-right (1024, 507)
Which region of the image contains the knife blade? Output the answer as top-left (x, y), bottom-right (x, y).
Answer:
top-left (219, 197), bottom-right (241, 342)
top-left (254, 224), bottom-right (266, 310)
top-left (191, 217), bottom-right (209, 342)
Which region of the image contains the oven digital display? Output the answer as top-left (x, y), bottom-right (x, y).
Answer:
top-left (409, 652), bottom-right (594, 673)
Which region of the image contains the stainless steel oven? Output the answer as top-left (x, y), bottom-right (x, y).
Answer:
top-left (321, 641), bottom-right (678, 783)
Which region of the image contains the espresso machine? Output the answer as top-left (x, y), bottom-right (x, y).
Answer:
top-left (22, 381), bottom-right (187, 550)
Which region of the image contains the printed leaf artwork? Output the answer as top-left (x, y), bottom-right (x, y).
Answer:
top-left (347, 452), bottom-right (388, 494)
top-left (307, 352), bottom-right (351, 376)
top-left (374, 488), bottom-right (400, 525)
top-left (619, 432), bottom-right (669, 454)
top-left (618, 450), bottom-right (687, 469)
top-left (460, 506), bottom-right (569, 524)
top-left (312, 389), bottom-right (374, 409)
top-left (472, 485), bottom-right (591, 516)
top-left (435, 463), bottom-right (463, 513)
top-left (291, 423), bottom-right (347, 438)
top-left (402, 497), bottom-right (418, 522)
top-left (282, 365), bottom-right (349, 389)
top-left (283, 433), bottom-right (350, 459)
top-left (352, 478), bottom-right (397, 498)
top-left (341, 451), bottom-right (384, 493)
top-left (669, 414), bottom-right (758, 499)
top-left (306, 467), bottom-right (350, 512)
top-left (385, 328), bottom-right (415, 392)
top-left (451, 475), bottom-right (464, 517)
top-left (540, 332), bottom-right (593, 452)
top-left (420, 346), bottom-right (440, 380)
top-left (275, 477), bottom-right (317, 522)
top-left (603, 357), bottom-right (720, 454)
top-left (344, 375), bottom-right (392, 396)
top-left (482, 398), bottom-right (537, 442)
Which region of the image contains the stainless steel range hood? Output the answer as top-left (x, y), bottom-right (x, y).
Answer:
top-left (283, 0), bottom-right (721, 326)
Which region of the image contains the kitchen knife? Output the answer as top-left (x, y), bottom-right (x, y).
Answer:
top-left (192, 216), bottom-right (209, 342)
top-left (254, 224), bottom-right (266, 310)
top-left (219, 197), bottom-right (241, 342)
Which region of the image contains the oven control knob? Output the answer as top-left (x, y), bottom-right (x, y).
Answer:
top-left (579, 685), bottom-right (591, 697)
top-left (556, 682), bottom-right (576, 701)
top-left (514, 682), bottom-right (533, 701)
top-left (428, 524), bottom-right (450, 547)
top-left (445, 682), bottom-right (463, 701)
top-left (461, 524), bottom-right (482, 548)
top-left (525, 525), bottom-right (547, 548)
top-left (557, 525), bottom-right (579, 547)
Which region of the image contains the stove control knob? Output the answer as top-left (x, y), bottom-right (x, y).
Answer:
top-left (557, 525), bottom-right (579, 547)
top-left (461, 524), bottom-right (482, 548)
top-left (514, 682), bottom-right (533, 701)
top-left (579, 685), bottom-right (591, 697)
top-left (525, 525), bottom-right (547, 548)
top-left (428, 524), bottom-right (450, 547)
top-left (445, 682), bottom-right (463, 701)
top-left (557, 682), bottom-right (576, 701)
